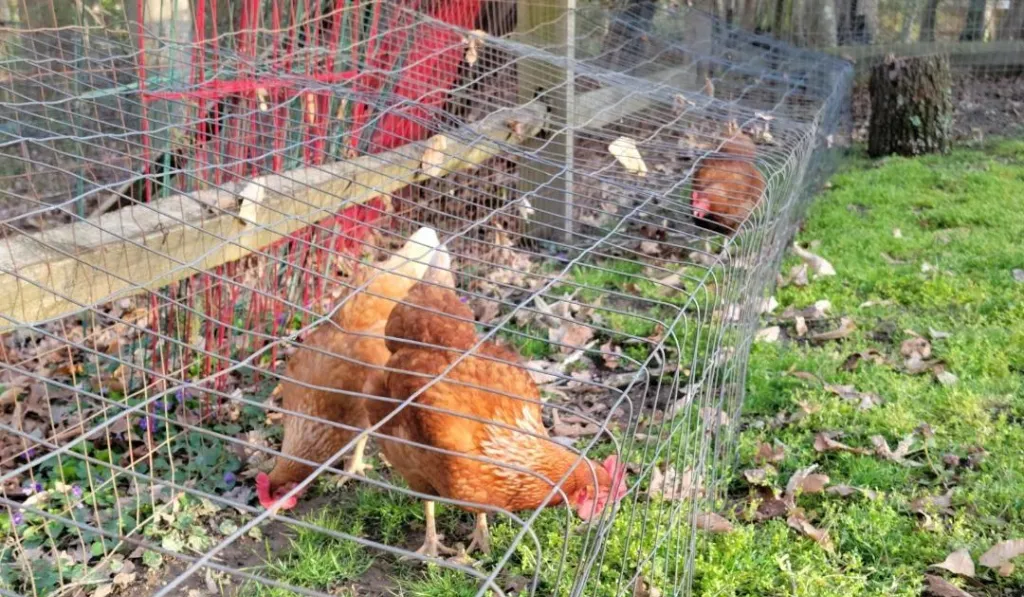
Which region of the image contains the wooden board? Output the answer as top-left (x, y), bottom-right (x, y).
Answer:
top-left (0, 103), bottom-right (546, 330)
top-left (0, 63), bottom-right (697, 329)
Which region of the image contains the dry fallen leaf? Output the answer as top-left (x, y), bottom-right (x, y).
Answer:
top-left (550, 411), bottom-right (599, 438)
top-left (810, 317), bottom-right (857, 342)
top-left (0, 385), bottom-right (23, 407)
top-left (648, 466), bottom-right (703, 501)
top-left (931, 548), bottom-right (975, 578)
top-left (902, 336), bottom-right (932, 361)
top-left (421, 135), bottom-right (448, 178)
top-left (699, 407), bottom-right (730, 432)
top-left (600, 341), bottom-right (623, 370)
top-left (464, 29), bottom-right (486, 65)
top-left (780, 299), bottom-right (831, 320)
top-left (825, 384), bottom-right (882, 410)
top-left (923, 575), bottom-right (974, 597)
top-left (814, 432), bottom-right (871, 455)
top-left (781, 263), bottom-right (809, 287)
top-left (632, 577), bottom-right (662, 597)
top-left (639, 240), bottom-right (661, 255)
top-left (744, 468), bottom-right (769, 484)
top-left (872, 434), bottom-right (921, 467)
top-left (910, 490), bottom-right (955, 516)
top-left (784, 465), bottom-right (829, 506)
top-left (755, 326), bottom-right (781, 343)
top-left (754, 442), bottom-right (786, 464)
top-left (978, 539), bottom-right (1024, 575)
top-left (842, 349), bottom-right (887, 371)
top-left (609, 136), bottom-right (648, 176)
top-left (549, 321), bottom-right (595, 354)
top-left (695, 512), bottom-right (734, 533)
top-left (893, 228), bottom-right (903, 238)
top-left (792, 242), bottom-right (837, 277)
top-left (794, 316), bottom-right (808, 337)
top-left (786, 510), bottom-right (834, 551)
top-left (826, 484), bottom-right (878, 500)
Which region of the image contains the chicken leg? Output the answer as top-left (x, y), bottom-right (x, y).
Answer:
top-left (403, 501), bottom-right (456, 560)
top-left (465, 512), bottom-right (491, 555)
top-left (335, 434), bottom-right (372, 488)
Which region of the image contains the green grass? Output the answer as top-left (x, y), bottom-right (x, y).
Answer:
top-left (701, 140), bottom-right (1024, 596)
top-left (246, 141), bottom-right (1024, 597)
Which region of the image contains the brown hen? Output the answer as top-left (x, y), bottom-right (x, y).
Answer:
top-left (690, 125), bottom-right (767, 234)
top-left (367, 283), bottom-right (627, 559)
top-left (256, 227), bottom-right (445, 511)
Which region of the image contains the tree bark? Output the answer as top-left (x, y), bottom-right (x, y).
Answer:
top-left (868, 55), bottom-right (952, 158)
top-left (599, 0), bottom-right (657, 70)
top-left (791, 0), bottom-right (806, 44)
top-left (998, 0), bottom-right (1024, 39)
top-left (836, 0), bottom-right (855, 43)
top-left (900, 0), bottom-right (921, 42)
top-left (807, 0), bottom-right (838, 47)
top-left (773, 0), bottom-right (787, 40)
top-left (859, 0), bottom-right (879, 43)
top-left (960, 0), bottom-right (989, 40)
top-left (919, 0), bottom-right (942, 41)
top-left (739, 0), bottom-right (761, 30)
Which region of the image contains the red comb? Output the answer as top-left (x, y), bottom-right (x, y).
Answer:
top-left (601, 456), bottom-right (628, 501)
top-left (256, 472), bottom-right (298, 511)
top-left (256, 472), bottom-right (273, 508)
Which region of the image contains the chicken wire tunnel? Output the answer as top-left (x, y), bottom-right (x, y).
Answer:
top-left (0, 2), bottom-right (852, 596)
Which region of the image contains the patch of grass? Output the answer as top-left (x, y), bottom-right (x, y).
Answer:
top-left (713, 140), bottom-right (1024, 595)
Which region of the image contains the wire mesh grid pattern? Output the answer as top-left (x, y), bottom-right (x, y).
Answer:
top-left (723, 0), bottom-right (1024, 76)
top-left (0, 2), bottom-right (851, 595)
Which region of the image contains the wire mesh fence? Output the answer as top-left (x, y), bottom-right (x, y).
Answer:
top-left (0, 1), bottom-right (851, 595)
top-left (724, 0), bottom-right (1024, 75)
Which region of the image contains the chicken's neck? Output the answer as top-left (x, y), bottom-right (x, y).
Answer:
top-left (528, 443), bottom-right (606, 506)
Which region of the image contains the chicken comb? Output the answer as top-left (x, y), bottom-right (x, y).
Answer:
top-left (255, 472), bottom-right (273, 507)
top-left (601, 455), bottom-right (629, 501)
top-left (255, 472), bottom-right (298, 511)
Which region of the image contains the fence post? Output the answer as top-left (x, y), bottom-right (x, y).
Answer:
top-left (516, 0), bottom-right (575, 243)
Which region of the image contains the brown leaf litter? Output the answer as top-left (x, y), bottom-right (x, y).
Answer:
top-left (931, 548), bottom-right (975, 578)
top-left (978, 539), bottom-right (1024, 577)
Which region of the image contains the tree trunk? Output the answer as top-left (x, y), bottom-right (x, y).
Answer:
top-left (868, 55), bottom-right (952, 158)
top-left (960, 0), bottom-right (989, 40)
top-left (773, 0), bottom-right (787, 40)
top-left (919, 0), bottom-right (942, 41)
top-left (739, 0), bottom-right (761, 30)
top-left (900, 0), bottom-right (921, 42)
top-left (791, 0), bottom-right (806, 44)
top-left (599, 0), bottom-right (657, 70)
top-left (807, 0), bottom-right (838, 47)
top-left (17, 0), bottom-right (79, 27)
top-left (859, 0), bottom-right (879, 43)
top-left (998, 0), bottom-right (1024, 39)
top-left (836, 0), bottom-right (853, 43)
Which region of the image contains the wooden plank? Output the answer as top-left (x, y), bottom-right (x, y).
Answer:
top-left (0, 103), bottom-right (546, 330)
top-left (0, 63), bottom-right (697, 329)
top-left (826, 39), bottom-right (1024, 68)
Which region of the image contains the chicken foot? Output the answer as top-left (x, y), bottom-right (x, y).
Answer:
top-left (334, 434), bottom-right (372, 488)
top-left (465, 512), bottom-right (491, 555)
top-left (402, 501), bottom-right (456, 560)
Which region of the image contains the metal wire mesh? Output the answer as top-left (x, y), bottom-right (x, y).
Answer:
top-left (0, 1), bottom-right (852, 596)
top-left (707, 0), bottom-right (1024, 76)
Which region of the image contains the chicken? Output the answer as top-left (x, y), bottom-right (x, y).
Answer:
top-left (690, 124), bottom-right (767, 234)
top-left (366, 282), bottom-right (628, 559)
top-left (256, 227), bottom-right (444, 511)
